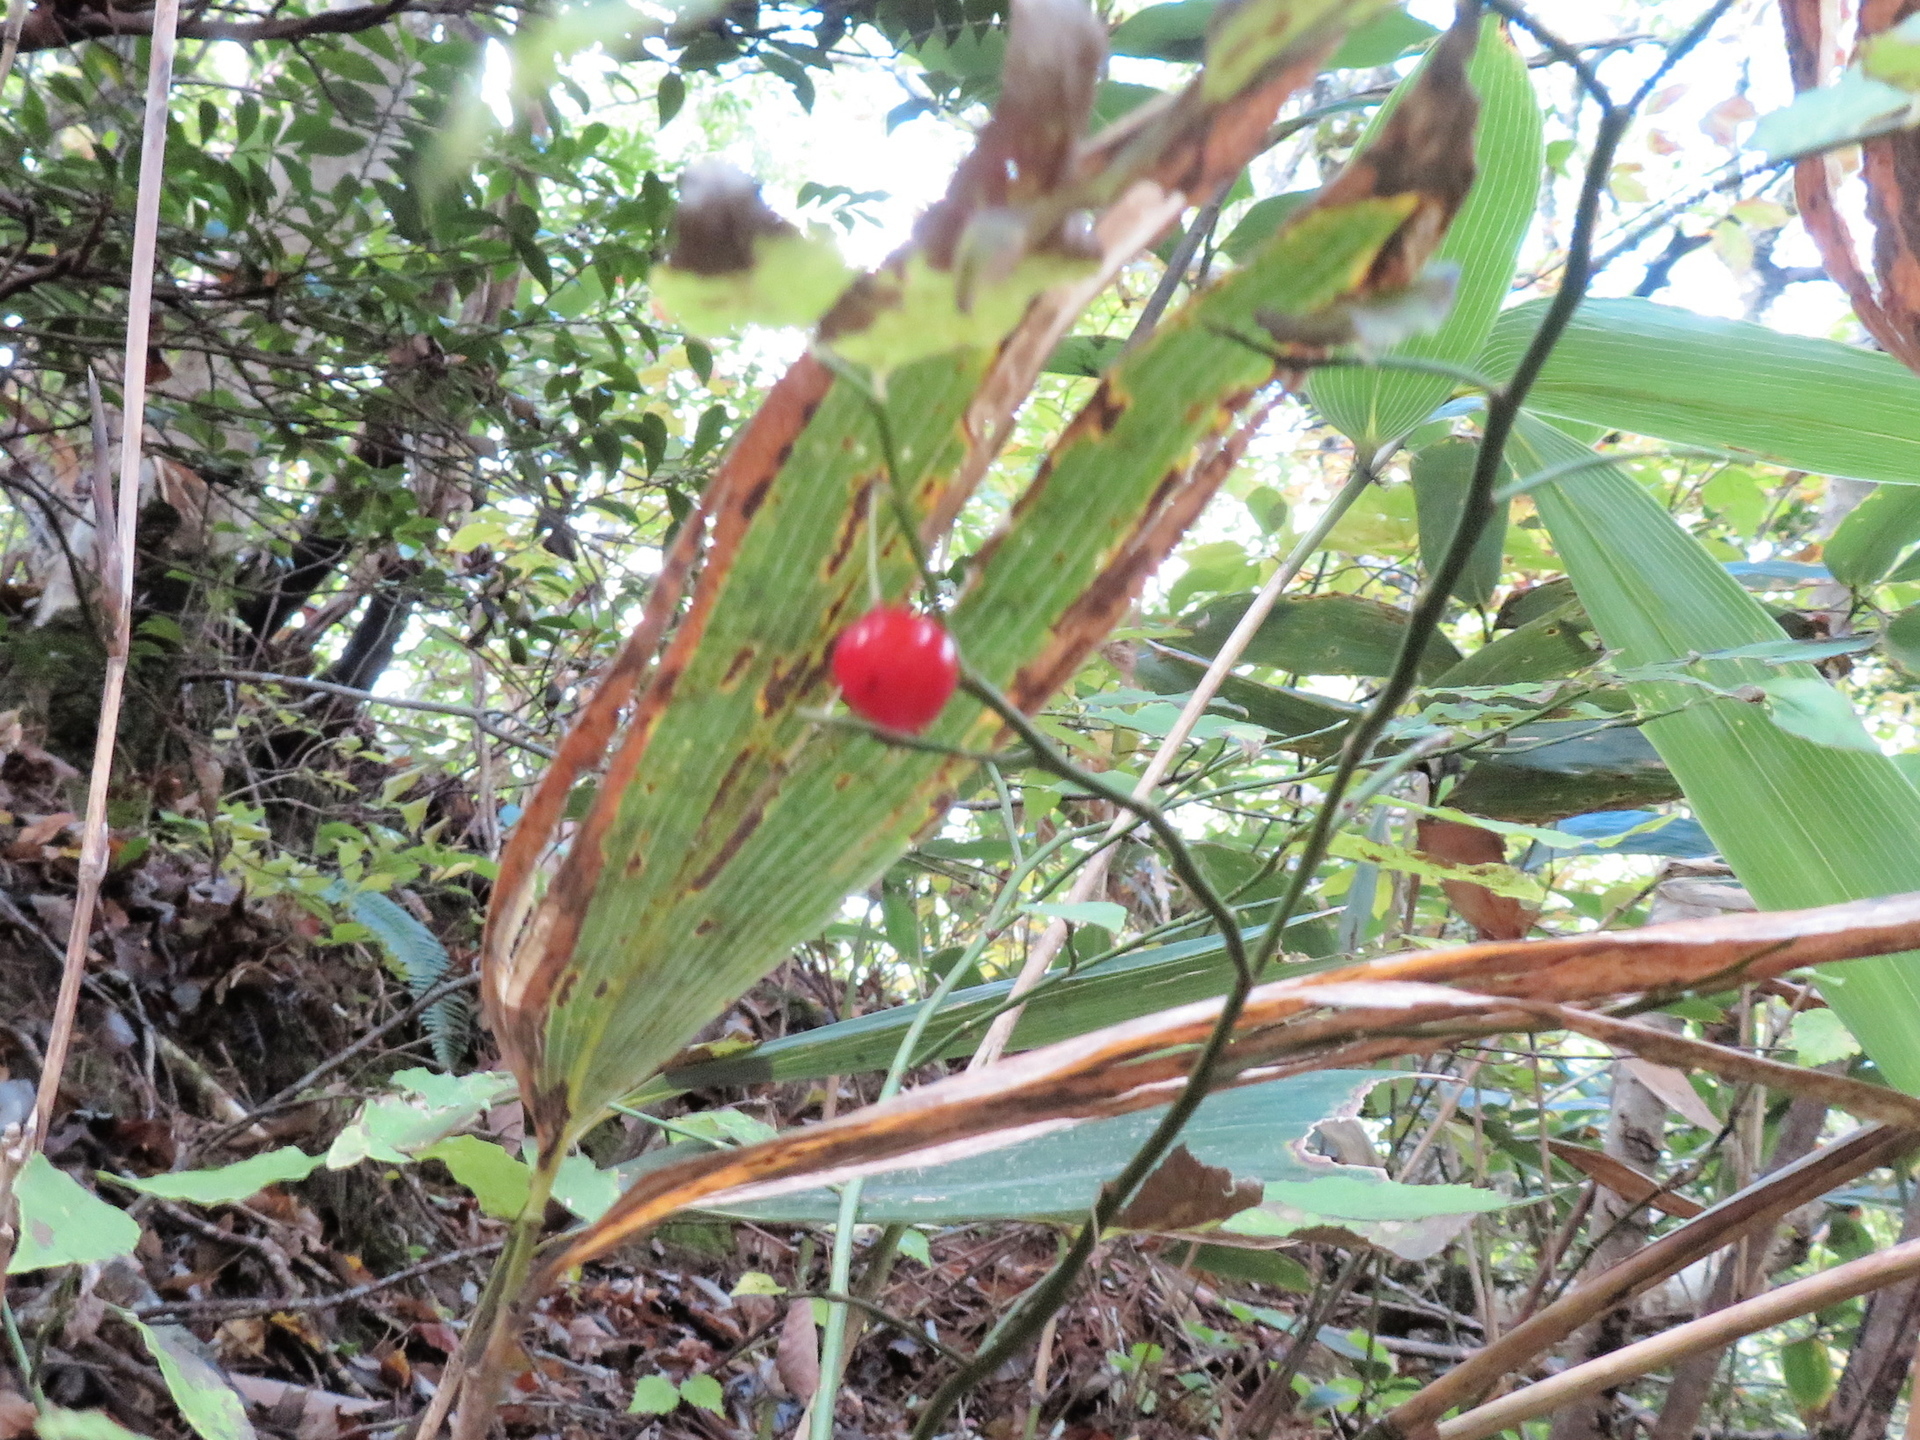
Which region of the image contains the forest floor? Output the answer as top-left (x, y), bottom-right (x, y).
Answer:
top-left (0, 722), bottom-right (1467, 1440)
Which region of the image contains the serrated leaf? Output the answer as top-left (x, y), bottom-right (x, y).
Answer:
top-left (679, 1374), bottom-right (725, 1412)
top-left (627, 1375), bottom-right (680, 1415)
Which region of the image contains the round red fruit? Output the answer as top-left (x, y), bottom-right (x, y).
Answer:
top-left (832, 605), bottom-right (959, 733)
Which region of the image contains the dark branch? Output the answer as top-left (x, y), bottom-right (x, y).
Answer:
top-left (13, 0), bottom-right (488, 55)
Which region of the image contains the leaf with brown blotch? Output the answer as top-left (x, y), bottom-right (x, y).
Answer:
top-left (522, 892), bottom-right (1920, 1287)
top-left (1416, 816), bottom-right (1536, 940)
top-left (1113, 1144), bottom-right (1264, 1231)
top-left (1298, 0), bottom-right (1481, 296)
top-left (1546, 1140), bottom-right (1704, 1219)
top-left (485, 64), bottom-right (1444, 1156)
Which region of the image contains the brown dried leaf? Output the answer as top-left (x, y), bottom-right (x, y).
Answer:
top-left (1619, 1058), bottom-right (1722, 1132)
top-left (667, 163), bottom-right (799, 275)
top-left (1416, 817), bottom-right (1535, 940)
top-left (1114, 1144), bottom-right (1263, 1231)
top-left (1781, 0), bottom-right (1920, 370)
top-left (229, 1375), bottom-right (381, 1440)
top-left (1547, 1140), bottom-right (1704, 1219)
top-left (777, 1298), bottom-right (819, 1401)
top-left (0, 1393), bottom-right (33, 1440)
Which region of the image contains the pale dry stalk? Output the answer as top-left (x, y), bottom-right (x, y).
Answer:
top-left (1437, 1236), bottom-right (1920, 1440)
top-left (1, 0), bottom-right (183, 1281)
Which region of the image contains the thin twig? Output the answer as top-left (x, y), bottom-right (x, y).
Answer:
top-left (135, 1241), bottom-right (504, 1319)
top-left (185, 669), bottom-right (555, 758)
top-left (1124, 199), bottom-right (1223, 352)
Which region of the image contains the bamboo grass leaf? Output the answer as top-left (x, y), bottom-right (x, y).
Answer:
top-left (1308, 17), bottom-right (1543, 457)
top-left (491, 0), bottom-right (1441, 1154)
top-left (1485, 299), bottom-right (1920, 484)
top-left (1516, 411), bottom-right (1920, 1091)
top-left (693, 1074), bottom-right (1502, 1260)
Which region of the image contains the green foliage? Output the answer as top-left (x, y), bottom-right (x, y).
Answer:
top-left (694, 1073), bottom-right (1504, 1254)
top-left (1307, 15), bottom-right (1543, 457)
top-left (112, 1147), bottom-right (322, 1204)
top-left (342, 889), bottom-right (471, 1070)
top-left (1485, 299), bottom-right (1920, 485)
top-left (417, 1135), bottom-right (533, 1218)
top-left (1520, 413), bottom-right (1920, 1092)
top-left (124, 1315), bottom-right (255, 1440)
top-left (8, 1154), bottom-right (139, 1273)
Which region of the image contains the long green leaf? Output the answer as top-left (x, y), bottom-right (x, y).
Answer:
top-left (1519, 412), bottom-right (1920, 1091)
top-left (1444, 720), bottom-right (1682, 823)
top-left (680, 1073), bottom-right (1503, 1259)
top-left (1308, 17), bottom-right (1542, 456)
top-left (661, 922), bottom-right (1335, 1093)
top-left (1486, 299), bottom-right (1920, 485)
top-left (1176, 591), bottom-right (1463, 678)
top-left (1825, 483), bottom-right (1920, 586)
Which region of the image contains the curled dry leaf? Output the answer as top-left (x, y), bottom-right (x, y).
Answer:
top-left (1546, 1140), bottom-right (1705, 1220)
top-left (228, 1376), bottom-right (382, 1440)
top-left (1416, 816), bottom-right (1536, 941)
top-left (1618, 1057), bottom-right (1723, 1132)
top-left (777, 1298), bottom-right (820, 1402)
top-left (1781, 0), bottom-right (1920, 371)
top-left (526, 892), bottom-right (1920, 1285)
top-left (1296, 0), bottom-right (1480, 294)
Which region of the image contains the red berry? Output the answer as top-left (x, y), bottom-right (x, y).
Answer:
top-left (831, 605), bottom-right (959, 733)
